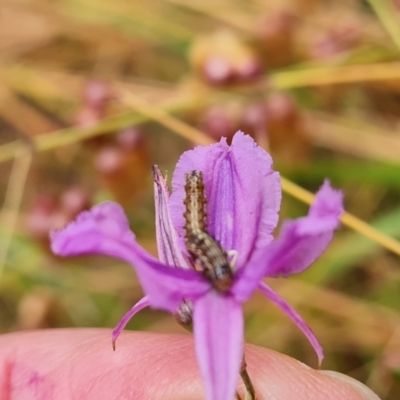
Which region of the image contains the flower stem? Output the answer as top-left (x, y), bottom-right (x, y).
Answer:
top-left (241, 355), bottom-right (256, 400)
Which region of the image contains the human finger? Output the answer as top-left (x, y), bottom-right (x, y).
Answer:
top-left (0, 329), bottom-right (379, 399)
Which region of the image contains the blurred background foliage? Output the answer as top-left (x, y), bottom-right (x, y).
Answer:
top-left (2, 0), bottom-right (400, 398)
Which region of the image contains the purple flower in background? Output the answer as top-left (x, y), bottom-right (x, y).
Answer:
top-left (51, 132), bottom-right (343, 400)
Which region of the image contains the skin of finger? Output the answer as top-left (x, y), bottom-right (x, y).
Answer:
top-left (319, 371), bottom-right (381, 400)
top-left (0, 329), bottom-right (366, 400)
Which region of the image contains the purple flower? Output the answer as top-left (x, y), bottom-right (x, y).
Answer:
top-left (51, 132), bottom-right (343, 400)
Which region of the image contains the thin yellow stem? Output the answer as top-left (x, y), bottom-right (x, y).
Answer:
top-left (0, 144), bottom-right (33, 283)
top-left (0, 94), bottom-right (207, 164)
top-left (120, 90), bottom-right (214, 146)
top-left (164, 0), bottom-right (253, 32)
top-left (280, 177), bottom-right (400, 258)
top-left (365, 0), bottom-right (400, 51)
top-left (0, 111), bottom-right (145, 164)
top-left (270, 63), bottom-right (400, 88)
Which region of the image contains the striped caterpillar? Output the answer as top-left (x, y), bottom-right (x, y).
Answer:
top-left (183, 170), bottom-right (233, 292)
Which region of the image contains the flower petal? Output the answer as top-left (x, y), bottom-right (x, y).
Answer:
top-left (193, 291), bottom-right (243, 400)
top-left (234, 180), bottom-right (343, 296)
top-left (112, 296), bottom-right (150, 349)
top-left (258, 282), bottom-right (324, 365)
top-left (170, 132), bottom-right (281, 270)
top-left (50, 202), bottom-right (210, 312)
top-left (265, 180), bottom-right (343, 277)
top-left (153, 165), bottom-right (190, 268)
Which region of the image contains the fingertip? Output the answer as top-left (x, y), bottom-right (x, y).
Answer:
top-left (319, 371), bottom-right (381, 400)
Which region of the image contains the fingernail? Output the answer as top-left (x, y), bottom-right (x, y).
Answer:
top-left (320, 370), bottom-right (381, 400)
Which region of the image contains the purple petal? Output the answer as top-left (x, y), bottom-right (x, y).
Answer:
top-left (193, 291), bottom-right (243, 400)
top-left (112, 296), bottom-right (150, 349)
top-left (300, 179), bottom-right (344, 234)
top-left (169, 131), bottom-right (281, 270)
top-left (265, 180), bottom-right (343, 277)
top-left (50, 202), bottom-right (210, 312)
top-left (234, 180), bottom-right (343, 297)
top-left (153, 165), bottom-right (190, 269)
top-left (258, 282), bottom-right (323, 365)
